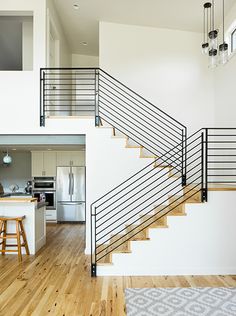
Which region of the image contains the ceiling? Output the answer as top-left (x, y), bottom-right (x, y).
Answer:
top-left (53, 0), bottom-right (236, 56)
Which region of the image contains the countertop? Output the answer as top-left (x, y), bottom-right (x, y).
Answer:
top-left (37, 201), bottom-right (48, 209)
top-left (0, 192), bottom-right (32, 198)
top-left (0, 197), bottom-right (37, 203)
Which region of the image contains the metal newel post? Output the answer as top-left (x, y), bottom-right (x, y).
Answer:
top-left (205, 128), bottom-right (208, 202)
top-left (181, 129), bottom-right (186, 186)
top-left (95, 69), bottom-right (100, 126)
top-left (91, 206), bottom-right (97, 277)
top-left (40, 70), bottom-right (45, 127)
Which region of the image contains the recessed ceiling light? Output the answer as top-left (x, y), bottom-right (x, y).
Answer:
top-left (73, 4), bottom-right (79, 10)
top-left (12, 149), bottom-right (17, 151)
top-left (47, 149), bottom-right (52, 151)
top-left (81, 41), bottom-right (88, 46)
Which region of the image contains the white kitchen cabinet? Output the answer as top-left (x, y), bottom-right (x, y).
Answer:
top-left (56, 152), bottom-right (71, 166)
top-left (31, 152), bottom-right (57, 177)
top-left (31, 152), bottom-right (44, 177)
top-left (56, 151), bottom-right (85, 167)
top-left (45, 209), bottom-right (57, 222)
top-left (43, 152), bottom-right (57, 176)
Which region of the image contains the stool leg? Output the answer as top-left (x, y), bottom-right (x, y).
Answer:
top-left (19, 221), bottom-right (30, 255)
top-left (2, 220), bottom-right (7, 256)
top-left (16, 221), bottom-right (22, 262)
top-left (0, 220), bottom-right (3, 253)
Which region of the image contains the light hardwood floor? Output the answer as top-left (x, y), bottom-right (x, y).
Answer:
top-left (0, 224), bottom-right (235, 316)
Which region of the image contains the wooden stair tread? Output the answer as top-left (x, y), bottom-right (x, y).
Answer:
top-left (126, 224), bottom-right (150, 241)
top-left (154, 205), bottom-right (186, 216)
top-left (140, 214), bottom-right (167, 227)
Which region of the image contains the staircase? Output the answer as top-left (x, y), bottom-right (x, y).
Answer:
top-left (39, 68), bottom-right (236, 277)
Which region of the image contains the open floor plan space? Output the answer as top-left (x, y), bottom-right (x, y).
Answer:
top-left (0, 224), bottom-right (235, 316)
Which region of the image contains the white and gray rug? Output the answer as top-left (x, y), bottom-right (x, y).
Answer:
top-left (125, 287), bottom-right (236, 316)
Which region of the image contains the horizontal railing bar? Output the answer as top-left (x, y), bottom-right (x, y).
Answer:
top-left (207, 141), bottom-right (236, 143)
top-left (44, 78), bottom-right (95, 81)
top-left (99, 69), bottom-right (186, 129)
top-left (208, 135), bottom-right (236, 137)
top-left (99, 80), bottom-right (183, 137)
top-left (208, 148), bottom-right (236, 150)
top-left (208, 175), bottom-right (236, 177)
top-left (99, 100), bottom-right (182, 157)
top-left (208, 161), bottom-right (236, 163)
top-left (204, 128), bottom-right (236, 130)
top-left (44, 110), bottom-right (95, 112)
top-left (99, 89), bottom-right (182, 142)
top-left (208, 168), bottom-right (236, 170)
top-left (41, 67), bottom-right (99, 70)
top-left (45, 89), bottom-right (95, 91)
top-left (45, 100), bottom-right (95, 102)
top-left (208, 155), bottom-right (236, 157)
top-left (45, 94), bottom-right (96, 96)
top-left (44, 84), bottom-right (95, 86)
top-left (208, 181), bottom-right (236, 183)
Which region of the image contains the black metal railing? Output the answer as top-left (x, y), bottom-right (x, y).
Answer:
top-left (90, 128), bottom-right (236, 276)
top-left (40, 68), bottom-right (187, 181)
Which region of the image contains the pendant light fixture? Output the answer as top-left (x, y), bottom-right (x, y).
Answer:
top-left (3, 149), bottom-right (12, 165)
top-left (208, 0), bottom-right (218, 68)
top-left (202, 0), bottom-right (228, 68)
top-left (202, 2), bottom-right (211, 54)
top-left (219, 0), bottom-right (228, 64)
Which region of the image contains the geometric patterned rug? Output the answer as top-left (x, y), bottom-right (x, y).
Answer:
top-left (125, 288), bottom-right (236, 316)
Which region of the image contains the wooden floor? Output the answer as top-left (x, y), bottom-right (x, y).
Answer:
top-left (0, 224), bottom-right (235, 316)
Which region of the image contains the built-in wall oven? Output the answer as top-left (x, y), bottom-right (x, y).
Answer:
top-left (33, 191), bottom-right (56, 210)
top-left (32, 177), bottom-right (56, 210)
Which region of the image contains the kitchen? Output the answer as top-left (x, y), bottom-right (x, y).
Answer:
top-left (0, 135), bottom-right (86, 257)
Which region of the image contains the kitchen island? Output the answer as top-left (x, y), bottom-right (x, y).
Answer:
top-left (0, 198), bottom-right (46, 254)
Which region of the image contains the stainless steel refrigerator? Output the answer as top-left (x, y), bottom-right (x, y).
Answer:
top-left (57, 166), bottom-right (85, 222)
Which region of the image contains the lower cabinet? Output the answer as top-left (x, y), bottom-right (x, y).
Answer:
top-left (46, 209), bottom-right (57, 222)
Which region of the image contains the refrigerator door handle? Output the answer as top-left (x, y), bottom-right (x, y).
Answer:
top-left (68, 173), bottom-right (71, 195)
top-left (72, 173), bottom-right (74, 195)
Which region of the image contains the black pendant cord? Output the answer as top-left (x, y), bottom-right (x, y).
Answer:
top-left (223, 0), bottom-right (225, 43)
top-left (212, 0), bottom-right (215, 30)
top-left (203, 7), bottom-right (206, 43)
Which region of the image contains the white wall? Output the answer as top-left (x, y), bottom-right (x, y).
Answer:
top-left (46, 0), bottom-right (71, 67)
top-left (22, 20), bottom-right (33, 70)
top-left (214, 2), bottom-right (236, 127)
top-left (72, 54), bottom-right (99, 67)
top-left (0, 0), bottom-right (47, 130)
top-left (99, 22), bottom-right (215, 134)
top-left (98, 191), bottom-right (236, 276)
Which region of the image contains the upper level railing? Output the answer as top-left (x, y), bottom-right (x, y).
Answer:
top-left (40, 67), bottom-right (187, 183)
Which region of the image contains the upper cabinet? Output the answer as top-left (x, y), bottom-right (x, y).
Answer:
top-left (56, 151), bottom-right (85, 167)
top-left (31, 152), bottom-right (57, 177)
top-left (32, 151), bottom-right (85, 177)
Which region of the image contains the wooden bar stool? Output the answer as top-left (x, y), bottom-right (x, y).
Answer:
top-left (0, 216), bottom-right (30, 262)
